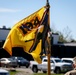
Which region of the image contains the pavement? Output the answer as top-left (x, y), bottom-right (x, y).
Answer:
top-left (0, 67), bottom-right (33, 75)
top-left (14, 68), bottom-right (33, 75)
top-left (0, 67), bottom-right (54, 75)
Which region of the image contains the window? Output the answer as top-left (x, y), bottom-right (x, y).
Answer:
top-left (63, 60), bottom-right (73, 64)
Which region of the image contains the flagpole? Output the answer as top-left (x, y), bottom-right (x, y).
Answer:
top-left (46, 0), bottom-right (49, 6)
top-left (46, 0), bottom-right (51, 75)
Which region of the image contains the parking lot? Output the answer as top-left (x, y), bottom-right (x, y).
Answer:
top-left (1, 66), bottom-right (54, 75)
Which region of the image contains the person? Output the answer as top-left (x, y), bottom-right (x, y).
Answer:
top-left (64, 56), bottom-right (76, 75)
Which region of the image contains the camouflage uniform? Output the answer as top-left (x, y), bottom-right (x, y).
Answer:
top-left (64, 56), bottom-right (76, 75)
top-left (64, 68), bottom-right (76, 75)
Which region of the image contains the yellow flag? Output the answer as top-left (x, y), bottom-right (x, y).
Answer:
top-left (3, 6), bottom-right (49, 64)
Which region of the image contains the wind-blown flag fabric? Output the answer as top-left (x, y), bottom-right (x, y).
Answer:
top-left (3, 6), bottom-right (50, 64)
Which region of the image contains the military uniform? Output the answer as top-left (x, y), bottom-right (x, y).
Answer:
top-left (64, 68), bottom-right (76, 75)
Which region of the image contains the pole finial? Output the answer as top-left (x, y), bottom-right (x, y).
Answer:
top-left (46, 0), bottom-right (50, 7)
top-left (46, 0), bottom-right (49, 6)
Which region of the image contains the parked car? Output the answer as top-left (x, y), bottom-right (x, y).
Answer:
top-left (0, 58), bottom-right (17, 68)
top-left (0, 58), bottom-right (10, 67)
top-left (61, 58), bottom-right (73, 64)
top-left (51, 57), bottom-right (73, 73)
top-left (30, 57), bottom-right (55, 73)
top-left (0, 68), bottom-right (10, 75)
top-left (8, 58), bottom-right (18, 68)
top-left (10, 56), bottom-right (30, 68)
top-left (30, 57), bottom-right (73, 73)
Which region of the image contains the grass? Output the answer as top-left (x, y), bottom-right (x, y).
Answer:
top-left (9, 69), bottom-right (64, 75)
top-left (9, 70), bottom-right (19, 75)
top-left (33, 73), bottom-right (64, 75)
top-left (9, 70), bottom-right (64, 75)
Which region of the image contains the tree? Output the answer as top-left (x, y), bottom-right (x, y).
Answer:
top-left (51, 25), bottom-right (75, 42)
top-left (62, 26), bottom-right (72, 41)
top-left (57, 31), bottom-right (67, 43)
top-left (2, 25), bottom-right (6, 29)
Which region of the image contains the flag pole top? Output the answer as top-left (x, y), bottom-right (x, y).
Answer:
top-left (46, 0), bottom-right (50, 8)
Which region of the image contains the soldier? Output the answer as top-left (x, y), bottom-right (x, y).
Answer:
top-left (64, 56), bottom-right (76, 75)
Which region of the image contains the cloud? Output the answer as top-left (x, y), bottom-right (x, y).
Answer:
top-left (0, 8), bottom-right (20, 13)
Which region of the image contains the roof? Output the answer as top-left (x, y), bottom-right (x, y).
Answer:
top-left (0, 68), bottom-right (9, 73)
top-left (0, 28), bottom-right (10, 30)
top-left (61, 58), bottom-right (73, 61)
top-left (55, 42), bottom-right (76, 47)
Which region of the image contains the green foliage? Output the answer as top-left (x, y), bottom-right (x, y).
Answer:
top-left (58, 33), bottom-right (67, 43)
top-left (9, 70), bottom-right (19, 75)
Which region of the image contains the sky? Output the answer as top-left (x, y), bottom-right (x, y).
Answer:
top-left (0, 0), bottom-right (76, 40)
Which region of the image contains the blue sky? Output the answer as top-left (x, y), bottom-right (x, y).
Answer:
top-left (0, 0), bottom-right (76, 40)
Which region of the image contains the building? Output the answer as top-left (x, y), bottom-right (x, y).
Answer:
top-left (0, 28), bottom-right (33, 60)
top-left (0, 28), bottom-right (10, 47)
top-left (51, 33), bottom-right (76, 58)
top-left (0, 28), bottom-right (76, 60)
